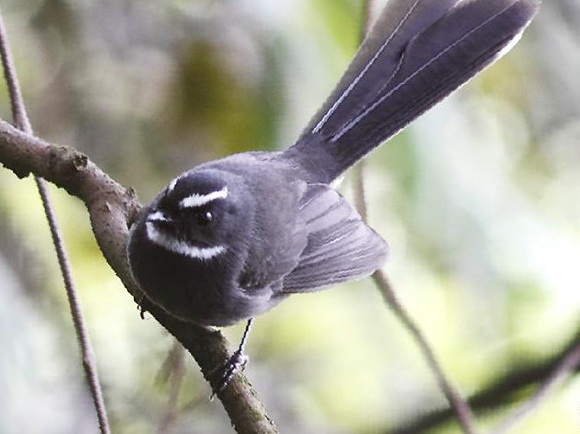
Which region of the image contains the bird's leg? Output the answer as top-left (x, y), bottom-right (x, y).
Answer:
top-left (209, 318), bottom-right (254, 398)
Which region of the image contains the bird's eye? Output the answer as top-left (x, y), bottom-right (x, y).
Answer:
top-left (195, 210), bottom-right (213, 226)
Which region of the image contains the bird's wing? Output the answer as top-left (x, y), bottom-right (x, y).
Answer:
top-left (281, 184), bottom-right (388, 293)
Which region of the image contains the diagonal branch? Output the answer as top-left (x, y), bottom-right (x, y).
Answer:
top-left (491, 338), bottom-right (580, 434)
top-left (0, 95), bottom-right (276, 434)
top-left (384, 328), bottom-right (580, 433)
top-left (372, 271), bottom-right (478, 433)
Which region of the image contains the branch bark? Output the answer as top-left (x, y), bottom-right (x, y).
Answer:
top-left (0, 119), bottom-right (278, 433)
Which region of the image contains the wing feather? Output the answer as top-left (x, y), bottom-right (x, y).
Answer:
top-left (281, 185), bottom-right (388, 293)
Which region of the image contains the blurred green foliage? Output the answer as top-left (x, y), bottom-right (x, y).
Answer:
top-left (1, 1), bottom-right (579, 433)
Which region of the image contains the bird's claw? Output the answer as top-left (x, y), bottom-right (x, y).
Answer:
top-left (209, 350), bottom-right (249, 399)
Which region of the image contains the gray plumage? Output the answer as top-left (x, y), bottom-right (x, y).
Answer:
top-left (128, 0), bottom-right (539, 327)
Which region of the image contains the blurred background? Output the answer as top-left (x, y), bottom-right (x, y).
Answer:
top-left (0, 0), bottom-right (579, 433)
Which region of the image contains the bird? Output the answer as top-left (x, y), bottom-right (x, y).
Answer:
top-left (128, 0), bottom-right (539, 391)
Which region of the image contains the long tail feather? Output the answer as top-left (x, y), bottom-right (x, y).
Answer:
top-left (284, 0), bottom-right (540, 184)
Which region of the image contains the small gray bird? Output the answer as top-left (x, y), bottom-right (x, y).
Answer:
top-left (128, 0), bottom-right (539, 389)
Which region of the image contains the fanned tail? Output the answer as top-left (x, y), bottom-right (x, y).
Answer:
top-left (283, 0), bottom-right (540, 184)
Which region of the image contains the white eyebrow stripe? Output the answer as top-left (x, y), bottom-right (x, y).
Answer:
top-left (179, 186), bottom-right (228, 209)
top-left (147, 211), bottom-right (168, 222)
top-left (146, 221), bottom-right (226, 260)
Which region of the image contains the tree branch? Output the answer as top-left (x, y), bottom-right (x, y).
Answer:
top-left (373, 272), bottom-right (478, 433)
top-left (385, 329), bottom-right (580, 433)
top-left (0, 120), bottom-right (277, 433)
top-left (491, 338), bottom-right (580, 434)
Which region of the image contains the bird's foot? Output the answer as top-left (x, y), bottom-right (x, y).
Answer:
top-left (209, 349), bottom-right (249, 399)
top-left (209, 318), bottom-right (254, 399)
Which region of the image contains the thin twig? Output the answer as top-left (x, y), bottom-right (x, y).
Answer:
top-left (353, 162), bottom-right (369, 222)
top-left (352, 2), bottom-right (478, 433)
top-left (372, 272), bottom-right (479, 434)
top-left (382, 329), bottom-right (580, 433)
top-left (360, 0), bottom-right (377, 39)
top-left (0, 10), bottom-right (111, 434)
top-left (490, 340), bottom-right (580, 434)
